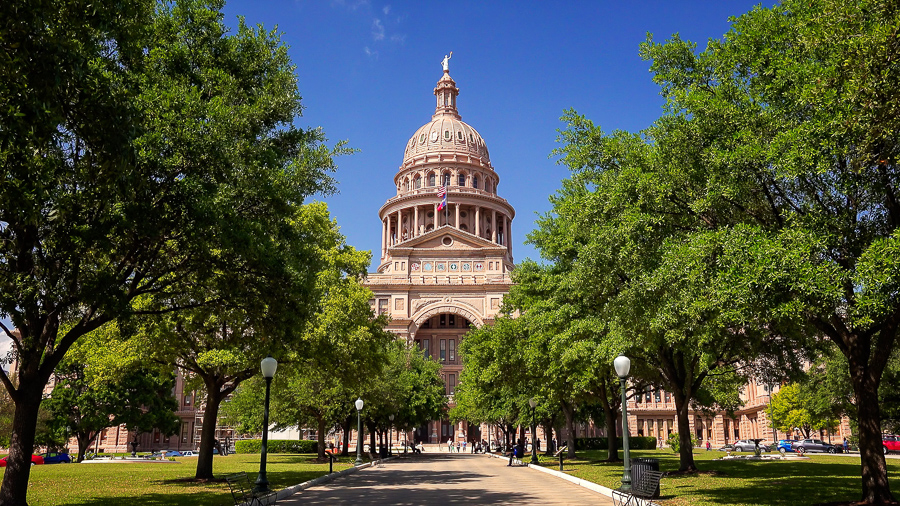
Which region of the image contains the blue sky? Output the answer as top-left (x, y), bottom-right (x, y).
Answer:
top-left (221, 0), bottom-right (770, 268)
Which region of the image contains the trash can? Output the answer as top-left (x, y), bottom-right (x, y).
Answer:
top-left (631, 457), bottom-right (660, 498)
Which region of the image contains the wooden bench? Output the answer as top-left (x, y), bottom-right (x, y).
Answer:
top-left (224, 472), bottom-right (277, 506)
top-left (612, 470), bottom-right (664, 506)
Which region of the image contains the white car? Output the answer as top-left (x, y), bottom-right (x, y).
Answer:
top-left (181, 451), bottom-right (195, 457)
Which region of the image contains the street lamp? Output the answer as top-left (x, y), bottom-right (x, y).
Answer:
top-left (614, 354), bottom-right (632, 492)
top-left (388, 414), bottom-right (395, 456)
top-left (355, 398), bottom-right (364, 465)
top-left (254, 356), bottom-right (278, 494)
top-left (529, 397), bottom-right (539, 464)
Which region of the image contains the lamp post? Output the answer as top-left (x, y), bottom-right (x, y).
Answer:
top-left (528, 397), bottom-right (539, 464)
top-left (355, 398), bottom-right (364, 465)
top-left (614, 354), bottom-right (632, 492)
top-left (254, 356), bottom-right (278, 493)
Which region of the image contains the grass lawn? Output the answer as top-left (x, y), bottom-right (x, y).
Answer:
top-left (537, 449), bottom-right (900, 505)
top-left (9, 453), bottom-right (353, 506)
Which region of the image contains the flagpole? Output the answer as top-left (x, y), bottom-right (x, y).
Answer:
top-left (444, 185), bottom-right (449, 227)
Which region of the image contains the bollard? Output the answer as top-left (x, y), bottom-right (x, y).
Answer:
top-left (559, 453), bottom-right (563, 471)
top-left (329, 453), bottom-right (334, 474)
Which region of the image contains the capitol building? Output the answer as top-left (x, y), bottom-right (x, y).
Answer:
top-left (364, 59), bottom-right (514, 445)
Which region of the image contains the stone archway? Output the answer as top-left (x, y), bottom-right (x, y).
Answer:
top-left (409, 303), bottom-right (484, 337)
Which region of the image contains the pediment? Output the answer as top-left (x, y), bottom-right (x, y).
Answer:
top-left (390, 225), bottom-right (505, 253)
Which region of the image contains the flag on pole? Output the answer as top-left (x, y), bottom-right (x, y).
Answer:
top-left (437, 185), bottom-right (447, 211)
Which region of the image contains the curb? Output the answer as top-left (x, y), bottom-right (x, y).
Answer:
top-left (484, 452), bottom-right (659, 505)
top-left (248, 456), bottom-right (396, 505)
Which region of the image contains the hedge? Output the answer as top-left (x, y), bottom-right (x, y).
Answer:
top-left (575, 436), bottom-right (657, 450)
top-left (235, 439), bottom-right (318, 454)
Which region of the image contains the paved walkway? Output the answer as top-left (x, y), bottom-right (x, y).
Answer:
top-left (280, 453), bottom-right (614, 505)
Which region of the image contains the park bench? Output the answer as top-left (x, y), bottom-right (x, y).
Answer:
top-left (612, 470), bottom-right (664, 506)
top-left (224, 472), bottom-right (277, 506)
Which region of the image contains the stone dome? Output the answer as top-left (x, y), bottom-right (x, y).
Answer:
top-left (403, 116), bottom-right (490, 164)
top-left (401, 71), bottom-right (491, 166)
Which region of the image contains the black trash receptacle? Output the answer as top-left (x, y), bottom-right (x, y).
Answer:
top-left (630, 457), bottom-right (660, 498)
top-left (379, 446), bottom-right (388, 459)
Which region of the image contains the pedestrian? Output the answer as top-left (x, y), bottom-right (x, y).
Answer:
top-left (706, 440), bottom-right (711, 451)
top-left (456, 441), bottom-right (461, 453)
top-left (463, 440), bottom-right (467, 452)
top-left (843, 438), bottom-right (849, 453)
top-left (447, 437), bottom-right (452, 452)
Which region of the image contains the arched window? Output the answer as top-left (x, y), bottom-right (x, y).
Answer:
top-left (428, 173), bottom-right (436, 186)
top-left (443, 173), bottom-right (451, 186)
top-left (415, 175), bottom-right (422, 189)
top-left (473, 175), bottom-right (479, 189)
top-left (405, 178), bottom-right (410, 191)
top-left (458, 173), bottom-right (466, 186)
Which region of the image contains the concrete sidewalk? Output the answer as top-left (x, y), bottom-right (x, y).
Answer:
top-left (278, 453), bottom-right (615, 505)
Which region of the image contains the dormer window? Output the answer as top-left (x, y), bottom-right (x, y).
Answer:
top-left (457, 131), bottom-right (464, 141)
top-left (444, 130), bottom-right (451, 140)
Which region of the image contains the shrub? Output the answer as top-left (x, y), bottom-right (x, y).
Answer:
top-left (665, 432), bottom-right (698, 452)
top-left (234, 439), bottom-right (318, 454)
top-left (575, 437), bottom-right (657, 451)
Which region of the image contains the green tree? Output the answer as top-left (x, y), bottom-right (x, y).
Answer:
top-left (0, 0), bottom-right (346, 498)
top-left (767, 383), bottom-right (840, 440)
top-left (632, 1), bottom-right (900, 499)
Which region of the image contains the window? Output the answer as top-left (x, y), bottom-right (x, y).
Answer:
top-left (654, 390), bottom-right (661, 403)
top-left (443, 174), bottom-right (451, 186)
top-left (428, 174), bottom-right (436, 186)
top-left (440, 340), bottom-right (446, 362)
top-left (440, 314), bottom-right (446, 326)
top-left (422, 339), bottom-right (430, 358)
top-left (444, 130), bottom-right (450, 140)
top-left (449, 339), bottom-right (456, 363)
top-left (449, 374), bottom-right (456, 395)
top-left (457, 131), bottom-right (463, 140)
top-left (665, 392), bottom-right (671, 403)
top-left (449, 315), bottom-right (455, 326)
top-left (458, 174), bottom-right (466, 186)
top-left (415, 176), bottom-right (421, 189)
top-left (645, 387), bottom-right (651, 403)
top-left (184, 393), bottom-right (192, 406)
top-left (473, 176), bottom-right (478, 189)
top-left (181, 422), bottom-right (189, 443)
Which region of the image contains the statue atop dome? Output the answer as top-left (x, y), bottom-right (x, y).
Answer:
top-left (441, 51), bottom-right (452, 73)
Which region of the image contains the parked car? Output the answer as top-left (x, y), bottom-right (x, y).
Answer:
top-left (732, 440), bottom-right (771, 452)
top-left (0, 455), bottom-right (45, 466)
top-left (882, 434), bottom-right (900, 454)
top-left (792, 438), bottom-right (837, 454)
top-left (161, 450), bottom-right (183, 457)
top-left (40, 452), bottom-right (71, 464)
top-left (777, 439), bottom-right (799, 454)
top-left (181, 451), bottom-right (195, 457)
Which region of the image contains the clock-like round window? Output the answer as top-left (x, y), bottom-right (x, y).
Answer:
top-left (460, 212), bottom-right (467, 218)
top-left (442, 236), bottom-right (453, 246)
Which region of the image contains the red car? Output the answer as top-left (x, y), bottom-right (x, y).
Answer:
top-left (0, 455), bottom-right (45, 466)
top-left (882, 434), bottom-right (900, 454)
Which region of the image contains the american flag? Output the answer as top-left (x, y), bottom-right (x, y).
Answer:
top-left (437, 185), bottom-right (447, 211)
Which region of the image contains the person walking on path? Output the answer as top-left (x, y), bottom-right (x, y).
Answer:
top-left (706, 440), bottom-right (711, 451)
top-left (456, 441), bottom-right (461, 453)
top-left (843, 438), bottom-right (850, 453)
top-left (447, 437), bottom-right (453, 452)
top-left (463, 440), bottom-right (467, 453)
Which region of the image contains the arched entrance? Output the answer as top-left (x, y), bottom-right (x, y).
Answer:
top-left (409, 308), bottom-right (479, 443)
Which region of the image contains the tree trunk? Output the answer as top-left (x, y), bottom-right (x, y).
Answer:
top-left (672, 390), bottom-right (697, 472)
top-left (75, 432), bottom-right (97, 463)
top-left (562, 401), bottom-right (576, 458)
top-left (542, 423), bottom-right (554, 456)
top-left (852, 364), bottom-right (895, 503)
top-left (195, 386), bottom-right (224, 480)
top-left (0, 388), bottom-right (42, 506)
top-left (367, 420), bottom-right (377, 458)
top-left (604, 404), bottom-right (620, 462)
top-left (341, 416), bottom-right (351, 456)
top-left (317, 415), bottom-right (327, 461)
